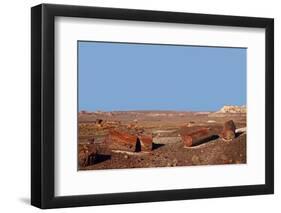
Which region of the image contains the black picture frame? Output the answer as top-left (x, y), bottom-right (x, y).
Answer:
top-left (31, 3), bottom-right (274, 209)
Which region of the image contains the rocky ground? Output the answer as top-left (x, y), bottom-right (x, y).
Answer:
top-left (81, 134), bottom-right (246, 170)
top-left (78, 107), bottom-right (246, 171)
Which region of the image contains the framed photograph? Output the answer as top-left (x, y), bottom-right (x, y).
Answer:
top-left (31, 3), bottom-right (274, 209)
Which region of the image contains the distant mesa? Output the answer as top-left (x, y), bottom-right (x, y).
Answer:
top-left (217, 105), bottom-right (246, 113)
top-left (208, 105), bottom-right (246, 118)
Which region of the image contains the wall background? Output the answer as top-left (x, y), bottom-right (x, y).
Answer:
top-left (0, 0), bottom-right (279, 212)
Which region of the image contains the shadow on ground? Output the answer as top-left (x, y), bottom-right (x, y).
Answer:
top-left (152, 143), bottom-right (165, 150)
top-left (93, 154), bottom-right (111, 164)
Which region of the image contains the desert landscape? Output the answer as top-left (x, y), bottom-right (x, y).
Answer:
top-left (78, 105), bottom-right (247, 170)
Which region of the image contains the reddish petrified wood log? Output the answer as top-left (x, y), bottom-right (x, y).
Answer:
top-left (181, 128), bottom-right (215, 147)
top-left (106, 130), bottom-right (152, 152)
top-left (139, 135), bottom-right (153, 152)
top-left (221, 120), bottom-right (236, 141)
top-left (107, 130), bottom-right (137, 152)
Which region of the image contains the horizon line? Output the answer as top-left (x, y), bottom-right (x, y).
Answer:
top-left (78, 106), bottom-right (246, 113)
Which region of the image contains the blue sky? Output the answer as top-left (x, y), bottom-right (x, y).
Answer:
top-left (78, 41), bottom-right (246, 112)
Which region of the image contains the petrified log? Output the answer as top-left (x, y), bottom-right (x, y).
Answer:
top-left (221, 120), bottom-right (236, 141)
top-left (107, 130), bottom-right (152, 152)
top-left (181, 128), bottom-right (215, 147)
top-left (78, 149), bottom-right (89, 167)
top-left (139, 135), bottom-right (153, 152)
top-left (87, 144), bottom-right (98, 165)
top-left (107, 130), bottom-right (137, 152)
top-left (78, 144), bottom-right (98, 167)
